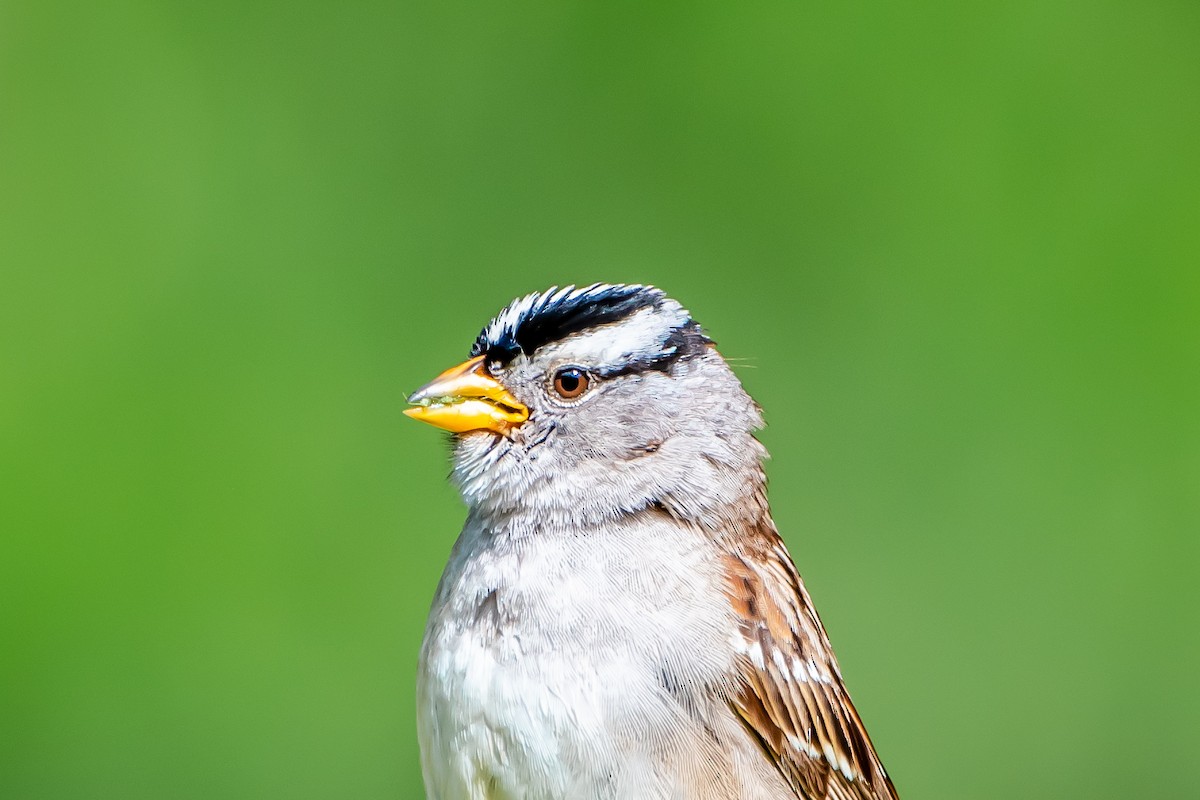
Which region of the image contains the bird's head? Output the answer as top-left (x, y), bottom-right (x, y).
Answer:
top-left (406, 284), bottom-right (766, 527)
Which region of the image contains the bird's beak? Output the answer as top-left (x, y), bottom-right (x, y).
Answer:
top-left (404, 355), bottom-right (529, 435)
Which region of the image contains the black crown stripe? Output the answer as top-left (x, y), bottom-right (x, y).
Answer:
top-left (471, 284), bottom-right (667, 363)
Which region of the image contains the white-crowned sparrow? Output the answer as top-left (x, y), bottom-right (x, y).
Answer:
top-left (405, 284), bottom-right (898, 800)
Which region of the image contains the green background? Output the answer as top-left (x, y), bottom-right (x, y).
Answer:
top-left (2, 2), bottom-right (1197, 798)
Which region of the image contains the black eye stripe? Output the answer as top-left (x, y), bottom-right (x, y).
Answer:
top-left (593, 322), bottom-right (713, 379)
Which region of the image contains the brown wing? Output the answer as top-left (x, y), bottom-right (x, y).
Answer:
top-left (722, 523), bottom-right (898, 799)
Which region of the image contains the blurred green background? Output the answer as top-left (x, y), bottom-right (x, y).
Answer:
top-left (1, 1), bottom-right (1197, 798)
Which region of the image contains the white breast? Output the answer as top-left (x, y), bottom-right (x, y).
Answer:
top-left (416, 514), bottom-right (739, 800)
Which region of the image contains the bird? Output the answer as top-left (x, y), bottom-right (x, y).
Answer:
top-left (404, 284), bottom-right (899, 800)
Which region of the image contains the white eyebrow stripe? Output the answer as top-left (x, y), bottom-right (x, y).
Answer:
top-left (533, 304), bottom-right (691, 372)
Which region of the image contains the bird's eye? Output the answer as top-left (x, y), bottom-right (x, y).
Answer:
top-left (552, 367), bottom-right (590, 400)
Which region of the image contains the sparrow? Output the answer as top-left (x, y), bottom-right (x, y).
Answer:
top-left (405, 284), bottom-right (898, 800)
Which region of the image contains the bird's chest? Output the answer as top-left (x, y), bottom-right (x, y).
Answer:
top-left (416, 524), bottom-right (733, 800)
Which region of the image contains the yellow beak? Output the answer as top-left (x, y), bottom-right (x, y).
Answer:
top-left (404, 355), bottom-right (529, 435)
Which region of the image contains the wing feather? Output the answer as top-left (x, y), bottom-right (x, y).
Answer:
top-left (722, 524), bottom-right (898, 800)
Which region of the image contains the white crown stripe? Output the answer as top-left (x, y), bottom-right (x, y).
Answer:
top-left (472, 283), bottom-right (675, 361)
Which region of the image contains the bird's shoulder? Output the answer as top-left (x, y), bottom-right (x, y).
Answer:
top-left (718, 518), bottom-right (898, 800)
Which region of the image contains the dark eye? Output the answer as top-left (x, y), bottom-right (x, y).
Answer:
top-left (552, 367), bottom-right (590, 399)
